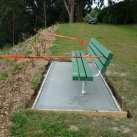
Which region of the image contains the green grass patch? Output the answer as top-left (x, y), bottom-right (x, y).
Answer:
top-left (12, 62), bottom-right (22, 71)
top-left (31, 70), bottom-right (43, 90)
top-left (23, 49), bottom-right (33, 56)
top-left (10, 110), bottom-right (132, 137)
top-left (10, 23), bottom-right (137, 137)
top-left (31, 74), bottom-right (42, 90)
top-left (0, 71), bottom-right (8, 80)
top-left (1, 43), bottom-right (20, 54)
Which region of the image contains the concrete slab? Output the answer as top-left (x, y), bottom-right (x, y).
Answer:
top-left (33, 61), bottom-right (121, 112)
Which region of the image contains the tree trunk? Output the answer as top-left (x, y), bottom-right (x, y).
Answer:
top-left (75, 0), bottom-right (84, 22)
top-left (12, 10), bottom-right (15, 46)
top-left (69, 12), bottom-right (74, 23)
top-left (69, 3), bottom-right (74, 23)
top-left (64, 0), bottom-right (74, 23)
top-left (43, 0), bottom-right (47, 28)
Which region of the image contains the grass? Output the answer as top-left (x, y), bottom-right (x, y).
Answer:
top-left (0, 71), bottom-right (8, 80)
top-left (23, 49), bottom-right (33, 56)
top-left (10, 110), bottom-right (131, 137)
top-left (10, 23), bottom-right (137, 137)
top-left (12, 62), bottom-right (22, 71)
top-left (51, 23), bottom-right (137, 103)
top-left (31, 70), bottom-right (43, 90)
top-left (0, 43), bottom-right (20, 55)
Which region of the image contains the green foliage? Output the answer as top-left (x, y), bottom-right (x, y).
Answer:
top-left (47, 0), bottom-right (68, 25)
top-left (24, 49), bottom-right (33, 56)
top-left (31, 67), bottom-right (45, 90)
top-left (0, 0), bottom-right (31, 48)
top-left (2, 44), bottom-right (20, 55)
top-left (98, 129), bottom-right (130, 137)
top-left (84, 8), bottom-right (99, 22)
top-left (2, 44), bottom-right (12, 51)
top-left (0, 0), bottom-right (93, 48)
top-left (10, 110), bottom-right (132, 137)
top-left (12, 62), bottom-right (22, 71)
top-left (98, 0), bottom-right (137, 24)
top-left (31, 73), bottom-right (42, 90)
top-left (0, 71), bottom-right (8, 80)
top-left (10, 111), bottom-right (28, 136)
top-left (10, 110), bottom-right (90, 137)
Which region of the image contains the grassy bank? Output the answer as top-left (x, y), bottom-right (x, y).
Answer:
top-left (10, 23), bottom-right (137, 137)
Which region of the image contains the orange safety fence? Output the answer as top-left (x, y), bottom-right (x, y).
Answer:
top-left (48, 33), bottom-right (87, 46)
top-left (0, 55), bottom-right (103, 59)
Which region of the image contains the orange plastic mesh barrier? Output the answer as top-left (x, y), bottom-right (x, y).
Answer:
top-left (48, 33), bottom-right (87, 46)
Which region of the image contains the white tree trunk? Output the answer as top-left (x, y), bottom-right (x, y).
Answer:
top-left (64, 0), bottom-right (74, 23)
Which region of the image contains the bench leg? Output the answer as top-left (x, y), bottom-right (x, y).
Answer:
top-left (82, 81), bottom-right (86, 95)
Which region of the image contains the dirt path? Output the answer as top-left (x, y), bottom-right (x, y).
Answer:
top-left (0, 25), bottom-right (58, 137)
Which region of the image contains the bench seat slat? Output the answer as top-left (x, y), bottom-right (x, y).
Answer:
top-left (72, 51), bottom-right (79, 80)
top-left (76, 51), bottom-right (87, 81)
top-left (91, 38), bottom-right (113, 60)
top-left (80, 52), bottom-right (93, 81)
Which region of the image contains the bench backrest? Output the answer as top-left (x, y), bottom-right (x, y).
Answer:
top-left (88, 38), bottom-right (113, 73)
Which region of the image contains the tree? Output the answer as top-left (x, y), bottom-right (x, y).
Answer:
top-left (63, 0), bottom-right (93, 23)
top-left (63, 0), bottom-right (75, 23)
top-left (75, 0), bottom-right (93, 22)
top-left (43, 0), bottom-right (47, 28)
top-left (35, 0), bottom-right (47, 28)
top-left (0, 0), bottom-right (31, 47)
top-left (47, 0), bottom-right (68, 25)
top-left (75, 0), bottom-right (84, 22)
top-left (25, 0), bottom-right (68, 27)
top-left (97, 0), bottom-right (137, 24)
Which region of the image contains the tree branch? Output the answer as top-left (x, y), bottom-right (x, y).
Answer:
top-left (63, 0), bottom-right (69, 13)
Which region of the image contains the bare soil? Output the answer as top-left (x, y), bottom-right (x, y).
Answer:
top-left (0, 25), bottom-right (57, 137)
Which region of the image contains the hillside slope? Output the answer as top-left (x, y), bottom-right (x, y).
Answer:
top-left (0, 25), bottom-right (57, 136)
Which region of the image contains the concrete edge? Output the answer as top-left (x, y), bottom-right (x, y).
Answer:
top-left (100, 73), bottom-right (122, 111)
top-left (32, 62), bottom-right (54, 108)
top-left (32, 61), bottom-right (124, 118)
top-left (31, 108), bottom-right (127, 118)
top-left (91, 63), bottom-right (121, 111)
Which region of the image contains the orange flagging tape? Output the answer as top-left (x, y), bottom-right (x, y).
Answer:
top-left (0, 55), bottom-right (103, 59)
top-left (48, 33), bottom-right (87, 46)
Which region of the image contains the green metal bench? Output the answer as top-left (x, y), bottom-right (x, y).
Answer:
top-left (72, 38), bottom-right (113, 94)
